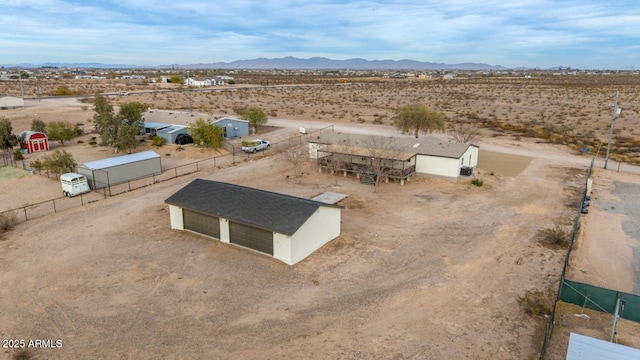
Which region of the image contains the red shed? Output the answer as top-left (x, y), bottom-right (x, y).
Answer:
top-left (19, 131), bottom-right (50, 153)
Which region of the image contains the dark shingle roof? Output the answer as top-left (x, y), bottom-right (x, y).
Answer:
top-left (165, 179), bottom-right (341, 235)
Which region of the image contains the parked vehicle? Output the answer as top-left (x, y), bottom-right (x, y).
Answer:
top-left (60, 173), bottom-right (90, 197)
top-left (242, 139), bottom-right (270, 153)
top-left (176, 133), bottom-right (193, 145)
top-left (119, 91), bottom-right (128, 96)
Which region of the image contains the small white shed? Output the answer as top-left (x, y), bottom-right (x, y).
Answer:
top-left (0, 94), bottom-right (24, 109)
top-left (165, 179), bottom-right (342, 265)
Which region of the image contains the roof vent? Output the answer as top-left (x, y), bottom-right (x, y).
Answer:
top-left (413, 143), bottom-right (421, 148)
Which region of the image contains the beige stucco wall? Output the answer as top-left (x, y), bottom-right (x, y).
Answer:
top-left (169, 205), bottom-right (184, 230)
top-left (290, 207), bottom-right (341, 265)
top-left (219, 218), bottom-right (230, 243)
top-left (308, 143), bottom-right (328, 160)
top-left (415, 155), bottom-right (460, 179)
top-left (273, 233), bottom-right (292, 264)
top-left (461, 146), bottom-right (479, 167)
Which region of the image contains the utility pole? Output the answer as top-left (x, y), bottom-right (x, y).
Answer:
top-left (610, 298), bottom-right (626, 342)
top-left (604, 90), bottom-right (621, 170)
top-left (19, 74), bottom-right (25, 108)
top-left (35, 75), bottom-right (40, 102)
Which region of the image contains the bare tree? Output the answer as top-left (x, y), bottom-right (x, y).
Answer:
top-left (279, 142), bottom-right (311, 183)
top-left (327, 150), bottom-right (350, 185)
top-left (448, 122), bottom-right (482, 143)
top-left (283, 143), bottom-right (308, 170)
top-left (363, 136), bottom-right (400, 193)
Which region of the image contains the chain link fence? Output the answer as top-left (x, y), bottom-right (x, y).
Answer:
top-left (1, 126), bottom-right (331, 225)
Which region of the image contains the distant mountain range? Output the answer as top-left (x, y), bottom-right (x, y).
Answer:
top-left (3, 57), bottom-right (508, 71)
top-left (170, 57), bottom-right (509, 71)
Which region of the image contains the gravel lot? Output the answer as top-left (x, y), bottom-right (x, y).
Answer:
top-left (0, 147), bottom-right (580, 359)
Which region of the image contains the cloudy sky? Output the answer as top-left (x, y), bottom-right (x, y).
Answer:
top-left (2, 0), bottom-right (639, 69)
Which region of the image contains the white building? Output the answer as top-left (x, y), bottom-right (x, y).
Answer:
top-left (309, 131), bottom-right (479, 182)
top-left (0, 94), bottom-right (24, 109)
top-left (165, 179), bottom-right (342, 265)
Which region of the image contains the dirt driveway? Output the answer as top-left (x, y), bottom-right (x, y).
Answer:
top-left (0, 143), bottom-right (584, 359)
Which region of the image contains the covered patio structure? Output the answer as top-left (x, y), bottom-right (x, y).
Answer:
top-left (317, 144), bottom-right (416, 185)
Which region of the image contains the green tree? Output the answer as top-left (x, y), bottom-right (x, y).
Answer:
top-left (93, 95), bottom-right (144, 152)
top-left (31, 118), bottom-right (47, 133)
top-left (0, 118), bottom-right (18, 151)
top-left (169, 75), bottom-right (184, 85)
top-left (116, 125), bottom-right (140, 154)
top-left (118, 102), bottom-right (147, 128)
top-left (395, 103), bottom-right (445, 138)
top-left (92, 94), bottom-right (118, 147)
top-left (42, 149), bottom-right (76, 174)
top-left (189, 118), bottom-right (223, 148)
top-left (241, 106), bottom-right (268, 130)
top-left (46, 121), bottom-right (77, 145)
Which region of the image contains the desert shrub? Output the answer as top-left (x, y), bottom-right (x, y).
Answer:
top-left (0, 211), bottom-right (19, 232)
top-left (30, 159), bottom-right (43, 171)
top-left (53, 85), bottom-right (73, 96)
top-left (41, 149), bottom-right (77, 174)
top-left (152, 136), bottom-right (164, 147)
top-left (233, 104), bottom-right (247, 115)
top-left (517, 288), bottom-right (555, 316)
top-left (471, 178), bottom-right (484, 187)
top-left (175, 145), bottom-right (184, 151)
top-left (74, 123), bottom-right (84, 136)
top-left (88, 140), bottom-right (97, 146)
top-left (541, 221), bottom-right (571, 248)
top-left (13, 148), bottom-right (24, 160)
top-left (12, 348), bottom-right (33, 360)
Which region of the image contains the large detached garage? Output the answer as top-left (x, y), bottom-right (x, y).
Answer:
top-left (165, 179), bottom-right (342, 265)
top-left (77, 150), bottom-right (162, 189)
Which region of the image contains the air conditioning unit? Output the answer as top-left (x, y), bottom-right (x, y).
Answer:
top-left (460, 166), bottom-right (473, 176)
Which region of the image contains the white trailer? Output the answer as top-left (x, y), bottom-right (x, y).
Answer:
top-left (60, 173), bottom-right (90, 197)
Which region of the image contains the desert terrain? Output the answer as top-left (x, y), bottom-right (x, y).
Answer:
top-left (3, 73), bottom-right (640, 164)
top-left (1, 75), bottom-right (640, 359)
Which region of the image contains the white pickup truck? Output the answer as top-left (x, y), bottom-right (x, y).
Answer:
top-left (242, 139), bottom-right (270, 153)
